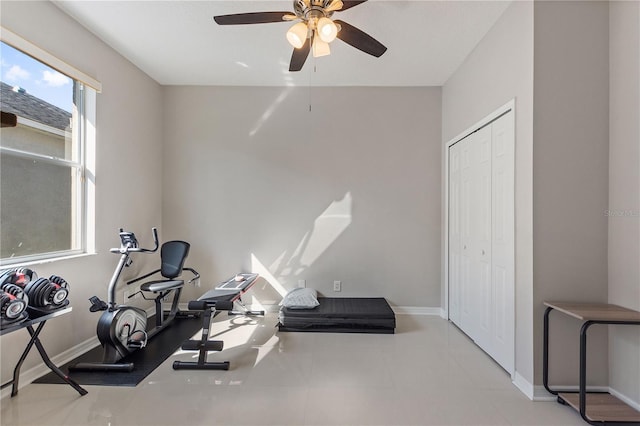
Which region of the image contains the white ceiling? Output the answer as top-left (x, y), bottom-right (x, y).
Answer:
top-left (54, 0), bottom-right (511, 87)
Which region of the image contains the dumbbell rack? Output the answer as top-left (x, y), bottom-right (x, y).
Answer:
top-left (1, 307), bottom-right (87, 397)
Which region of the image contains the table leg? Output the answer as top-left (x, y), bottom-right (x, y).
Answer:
top-left (9, 322), bottom-right (45, 396)
top-left (543, 306), bottom-right (557, 395)
top-left (579, 321), bottom-right (594, 424)
top-left (27, 325), bottom-right (88, 396)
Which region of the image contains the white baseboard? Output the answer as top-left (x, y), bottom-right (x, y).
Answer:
top-left (513, 373), bottom-right (632, 405)
top-left (609, 386), bottom-right (640, 412)
top-left (533, 385), bottom-right (557, 401)
top-left (533, 384), bottom-right (612, 402)
top-left (392, 306), bottom-right (444, 316)
top-left (1, 335), bottom-right (100, 400)
top-left (513, 372), bottom-right (535, 400)
top-left (498, 371), bottom-right (640, 410)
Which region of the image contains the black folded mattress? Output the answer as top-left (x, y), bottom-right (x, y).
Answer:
top-left (278, 297), bottom-right (395, 334)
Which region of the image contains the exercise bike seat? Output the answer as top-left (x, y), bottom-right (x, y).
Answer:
top-left (140, 279), bottom-right (184, 293)
top-left (127, 240), bottom-right (192, 329)
top-left (130, 240), bottom-right (191, 292)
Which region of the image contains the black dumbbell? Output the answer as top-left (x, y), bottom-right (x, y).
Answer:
top-left (0, 283), bottom-right (28, 320)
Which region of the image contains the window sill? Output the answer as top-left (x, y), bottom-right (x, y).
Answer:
top-left (0, 251), bottom-right (97, 269)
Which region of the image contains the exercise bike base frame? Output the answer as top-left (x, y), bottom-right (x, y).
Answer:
top-left (70, 362), bottom-right (134, 372)
top-left (172, 360), bottom-right (230, 370)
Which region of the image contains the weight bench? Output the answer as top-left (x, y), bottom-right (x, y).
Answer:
top-left (172, 273), bottom-right (263, 371)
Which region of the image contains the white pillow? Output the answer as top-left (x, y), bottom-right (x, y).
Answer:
top-left (280, 287), bottom-right (320, 309)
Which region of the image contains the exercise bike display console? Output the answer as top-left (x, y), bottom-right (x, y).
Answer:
top-left (70, 228), bottom-right (198, 372)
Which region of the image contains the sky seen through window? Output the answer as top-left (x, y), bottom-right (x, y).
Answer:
top-left (1, 41), bottom-right (72, 113)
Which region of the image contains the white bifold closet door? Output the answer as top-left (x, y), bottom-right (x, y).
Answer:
top-left (448, 111), bottom-right (514, 375)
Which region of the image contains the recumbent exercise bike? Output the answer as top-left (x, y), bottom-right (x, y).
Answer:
top-left (71, 227), bottom-right (198, 372)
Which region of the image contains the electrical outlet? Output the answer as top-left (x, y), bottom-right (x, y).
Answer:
top-left (333, 280), bottom-right (341, 292)
top-left (298, 279), bottom-right (306, 288)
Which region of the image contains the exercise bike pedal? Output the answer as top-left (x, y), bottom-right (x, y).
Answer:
top-left (88, 296), bottom-right (108, 312)
top-left (181, 339), bottom-right (223, 352)
top-left (127, 331), bottom-right (147, 349)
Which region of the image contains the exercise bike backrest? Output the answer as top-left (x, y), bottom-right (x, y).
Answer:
top-left (106, 227), bottom-right (159, 309)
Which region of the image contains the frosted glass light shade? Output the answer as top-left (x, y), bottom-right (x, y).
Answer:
top-left (286, 22), bottom-right (308, 49)
top-left (312, 36), bottom-right (330, 57)
top-left (317, 17), bottom-right (338, 43)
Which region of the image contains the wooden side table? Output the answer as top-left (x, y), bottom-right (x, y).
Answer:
top-left (543, 302), bottom-right (640, 425)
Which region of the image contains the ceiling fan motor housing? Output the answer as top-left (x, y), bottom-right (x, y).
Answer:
top-left (294, 0), bottom-right (336, 22)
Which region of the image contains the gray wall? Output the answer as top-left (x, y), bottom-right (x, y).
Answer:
top-left (2, 0), bottom-right (636, 407)
top-left (162, 86), bottom-right (442, 308)
top-left (0, 1), bottom-right (164, 383)
top-left (443, 0), bottom-right (615, 392)
top-left (442, 0), bottom-right (535, 385)
top-left (532, 0), bottom-right (610, 387)
top-left (608, 0), bottom-right (640, 404)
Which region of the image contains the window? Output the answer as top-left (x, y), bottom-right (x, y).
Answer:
top-left (0, 36), bottom-right (98, 265)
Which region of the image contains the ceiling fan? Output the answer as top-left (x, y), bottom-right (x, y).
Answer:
top-left (214, 0), bottom-right (387, 72)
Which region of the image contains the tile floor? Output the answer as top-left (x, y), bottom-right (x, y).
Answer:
top-left (1, 313), bottom-right (586, 426)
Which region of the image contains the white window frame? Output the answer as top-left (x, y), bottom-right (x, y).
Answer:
top-left (0, 28), bottom-right (99, 266)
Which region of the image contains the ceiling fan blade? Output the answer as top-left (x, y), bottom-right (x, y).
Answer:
top-left (334, 20), bottom-right (387, 57)
top-left (289, 38), bottom-right (311, 72)
top-left (213, 12), bottom-right (292, 25)
top-left (339, 1), bottom-right (368, 11)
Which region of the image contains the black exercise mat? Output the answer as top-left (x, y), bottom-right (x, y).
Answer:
top-left (278, 297), bottom-right (396, 334)
top-left (34, 315), bottom-right (202, 387)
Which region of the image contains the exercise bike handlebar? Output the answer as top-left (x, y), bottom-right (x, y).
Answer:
top-left (183, 267), bottom-right (201, 284)
top-left (109, 227), bottom-right (159, 254)
top-left (106, 227), bottom-right (159, 307)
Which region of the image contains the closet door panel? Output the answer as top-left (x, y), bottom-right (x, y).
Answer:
top-left (447, 110), bottom-right (514, 376)
top-left (475, 125), bottom-right (493, 351)
top-left (448, 142), bottom-right (462, 325)
top-left (459, 135), bottom-right (476, 339)
top-left (490, 112), bottom-right (515, 374)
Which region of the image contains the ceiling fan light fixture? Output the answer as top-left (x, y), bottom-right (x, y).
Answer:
top-left (213, 0), bottom-right (387, 72)
top-left (317, 17), bottom-right (338, 43)
top-left (324, 0), bottom-right (344, 13)
top-left (312, 36), bottom-right (331, 57)
top-left (286, 22), bottom-right (308, 49)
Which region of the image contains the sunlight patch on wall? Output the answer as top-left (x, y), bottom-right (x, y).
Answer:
top-left (249, 86), bottom-right (293, 137)
top-left (298, 191), bottom-right (352, 267)
top-left (251, 253), bottom-right (288, 297)
top-left (251, 192), bottom-right (352, 290)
